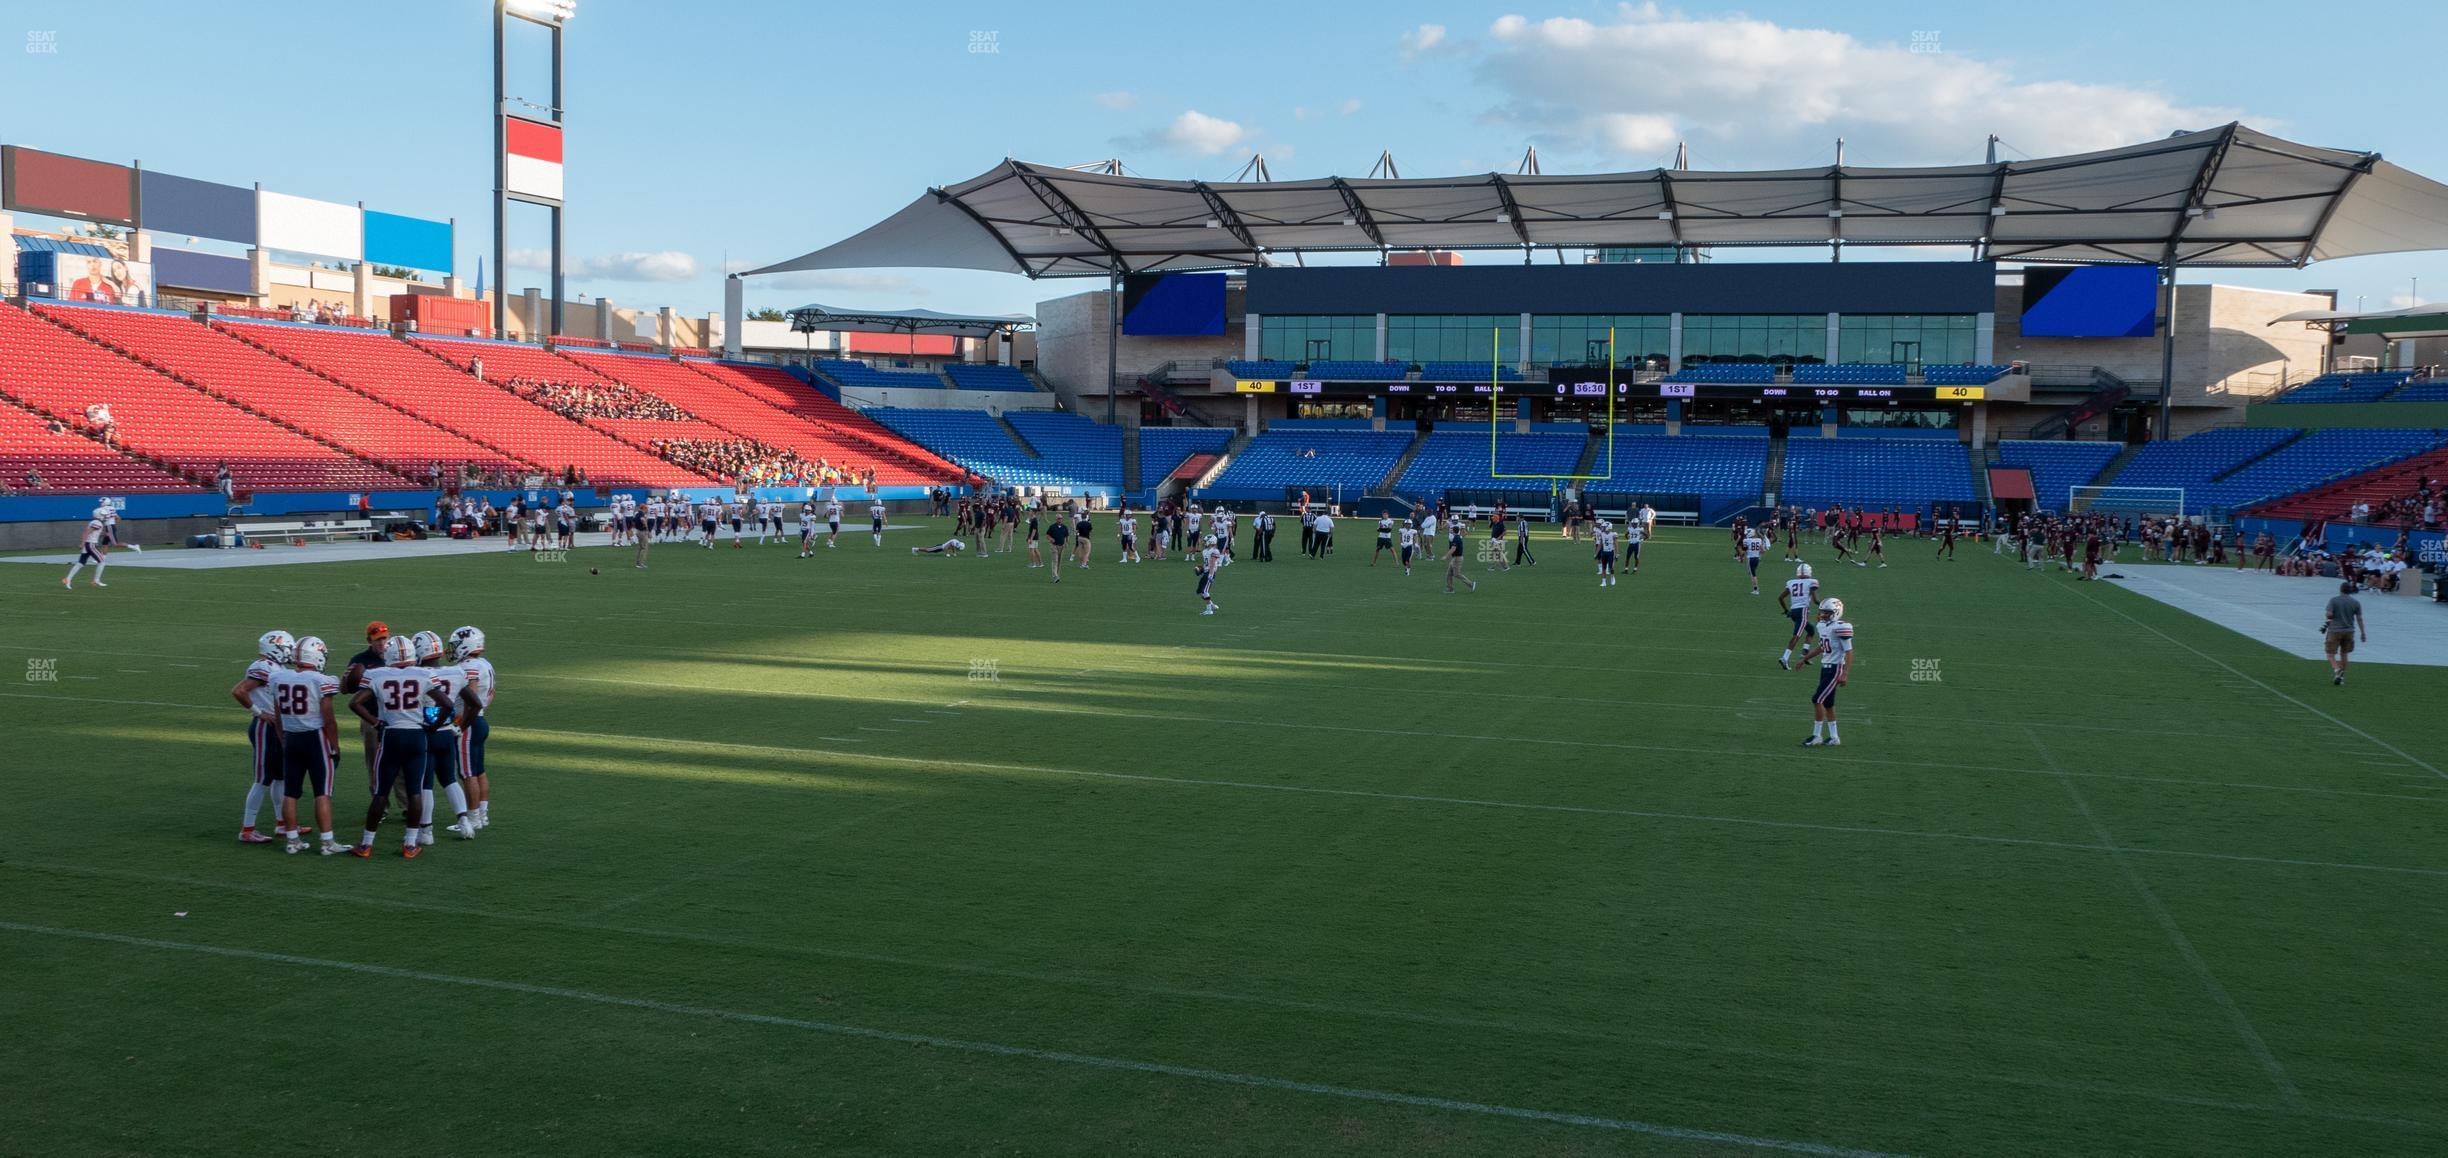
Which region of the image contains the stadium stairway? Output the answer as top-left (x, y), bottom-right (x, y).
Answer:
top-left (2089, 443), bottom-right (2145, 487)
top-left (993, 412), bottom-right (1043, 458)
top-left (1120, 427), bottom-right (1139, 494)
top-left (1762, 435), bottom-right (1788, 505)
top-left (1571, 431), bottom-right (1604, 480)
top-left (1194, 429), bottom-right (1257, 491)
top-left (1375, 431), bottom-right (1431, 495)
top-left (1968, 443), bottom-right (1992, 506)
top-left (29, 304), bottom-right (460, 484)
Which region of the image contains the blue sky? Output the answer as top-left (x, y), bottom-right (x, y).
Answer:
top-left (6, 0), bottom-right (2444, 318)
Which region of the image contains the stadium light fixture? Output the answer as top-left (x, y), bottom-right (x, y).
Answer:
top-left (1204, 218), bottom-right (1221, 228)
top-left (506, 0), bottom-right (576, 23)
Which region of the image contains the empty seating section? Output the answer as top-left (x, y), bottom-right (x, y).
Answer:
top-left (863, 408), bottom-right (1101, 489)
top-left (2271, 371), bottom-right (2415, 404)
top-left (1000, 410), bottom-right (1123, 485)
top-left (1793, 363), bottom-right (1906, 385)
top-left (1224, 360), bottom-right (1296, 379)
top-left (1666, 363), bottom-right (1775, 384)
top-left (219, 321), bottom-right (711, 487)
top-left (1417, 361), bottom-right (1522, 381)
top-left (1923, 364), bottom-right (2011, 385)
top-left (2102, 427), bottom-right (2298, 503)
top-left (32, 304), bottom-right (518, 478)
top-left (2250, 445), bottom-right (2448, 520)
top-left (1781, 437), bottom-right (1976, 507)
top-left (1581, 434), bottom-right (1767, 502)
top-left (1136, 427), bottom-right (1232, 489)
top-left (1204, 430), bottom-right (1413, 500)
top-left (1304, 360), bottom-right (1409, 380)
top-left (1996, 440), bottom-right (2121, 510)
top-left (815, 359), bottom-right (946, 390)
top-left (1398, 431), bottom-right (1584, 493)
top-left (684, 361), bottom-right (958, 481)
top-left (0, 401), bottom-right (195, 491)
top-left (2200, 428), bottom-right (2448, 511)
top-left (0, 304), bottom-right (407, 491)
top-left (413, 337), bottom-right (599, 388)
top-left (942, 363), bottom-right (1039, 391)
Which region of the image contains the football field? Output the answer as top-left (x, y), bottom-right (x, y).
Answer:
top-left (5, 522), bottom-right (2445, 1156)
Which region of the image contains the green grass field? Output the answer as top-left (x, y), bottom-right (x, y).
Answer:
top-left (5, 521), bottom-right (2445, 1156)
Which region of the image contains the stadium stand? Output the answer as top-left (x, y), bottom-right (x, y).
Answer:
top-left (2200, 428), bottom-right (2448, 512)
top-left (1580, 433), bottom-right (1768, 507)
top-left (1781, 435), bottom-right (1977, 508)
top-left (1135, 426), bottom-right (1233, 490)
top-left (1996, 439), bottom-right (2122, 510)
top-left (1922, 364), bottom-right (2012, 386)
top-left (1000, 410), bottom-right (1124, 485)
top-left (813, 358), bottom-right (946, 390)
top-left (941, 363), bottom-right (1040, 391)
top-left (2269, 371), bottom-right (2415, 404)
top-left (1202, 429), bottom-right (1413, 500)
top-left (2383, 376), bottom-right (2448, 403)
top-left (1416, 361), bottom-right (1523, 382)
top-left (557, 348), bottom-right (933, 481)
top-left (413, 335), bottom-right (598, 388)
top-left (1305, 360), bottom-right (1411, 381)
top-left (682, 361), bottom-right (959, 481)
top-left (216, 320), bottom-right (713, 487)
top-left (1665, 363), bottom-right (1776, 384)
top-left (862, 407), bottom-right (1107, 489)
top-left (2248, 443), bottom-right (2448, 523)
top-left (0, 398), bottom-right (197, 492)
top-left (1793, 363), bottom-right (1907, 385)
top-left (2100, 427), bottom-right (2299, 500)
top-left (1397, 430), bottom-right (1585, 494)
top-left (1223, 359), bottom-right (1296, 379)
top-left (0, 303), bottom-right (409, 491)
top-left (32, 303), bottom-right (521, 479)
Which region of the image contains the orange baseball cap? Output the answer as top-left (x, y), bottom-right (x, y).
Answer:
top-left (366, 621), bottom-right (389, 640)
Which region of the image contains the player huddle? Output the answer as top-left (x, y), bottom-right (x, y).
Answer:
top-left (232, 621), bottom-right (496, 858)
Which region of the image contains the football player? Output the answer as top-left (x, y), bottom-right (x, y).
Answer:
top-left (869, 498), bottom-right (888, 546)
top-left (1797, 597), bottom-right (1854, 747)
top-left (449, 626), bottom-right (497, 828)
top-left (348, 635), bottom-right (431, 858)
top-left (270, 637), bottom-right (352, 856)
top-left (1778, 564), bottom-right (1820, 669)
top-left (1196, 535), bottom-right (1222, 614)
top-left (1743, 526), bottom-right (1767, 593)
top-left (413, 631), bottom-right (482, 843)
top-left (230, 630), bottom-right (295, 844)
top-left (911, 536), bottom-right (968, 556)
top-left (1595, 518), bottom-right (1617, 587)
top-left (825, 495), bottom-right (844, 549)
top-left (1620, 509), bottom-right (1644, 575)
top-left (61, 504), bottom-right (121, 589)
top-left (1118, 511), bottom-right (1140, 563)
top-left (798, 501), bottom-right (819, 558)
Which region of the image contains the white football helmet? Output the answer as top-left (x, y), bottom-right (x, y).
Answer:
top-left (1819, 597), bottom-right (1845, 619)
top-left (411, 630), bottom-right (446, 662)
top-left (381, 635), bottom-right (418, 667)
top-left (257, 630), bottom-right (297, 666)
top-left (294, 636), bottom-right (329, 672)
top-left (449, 626), bottom-right (486, 661)
top-left (1796, 563), bottom-right (1813, 579)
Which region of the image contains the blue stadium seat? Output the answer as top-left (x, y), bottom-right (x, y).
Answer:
top-left (2270, 371), bottom-right (2414, 404)
top-left (1001, 410), bottom-right (1123, 485)
top-left (2099, 427), bottom-right (2299, 508)
top-left (2198, 428), bottom-right (2448, 511)
top-left (942, 363), bottom-right (1040, 392)
top-left (1395, 431), bottom-right (1584, 494)
top-left (1781, 436), bottom-right (1975, 508)
top-left (1665, 363), bottom-right (1776, 384)
top-left (1305, 360), bottom-right (1411, 381)
top-left (1793, 363), bottom-right (1907, 385)
top-left (815, 359), bottom-right (946, 390)
top-left (1136, 426), bottom-right (1233, 490)
top-left (1579, 433), bottom-right (1768, 503)
top-left (1203, 429), bottom-right (1414, 500)
top-left (1922, 364), bottom-right (2012, 386)
top-left (1996, 440), bottom-right (2121, 510)
top-left (1224, 359), bottom-right (1296, 379)
top-left (862, 407), bottom-right (1109, 489)
top-left (1417, 361), bottom-right (1523, 382)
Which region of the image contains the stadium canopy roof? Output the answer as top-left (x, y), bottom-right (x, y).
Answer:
top-left (748, 123), bottom-right (2448, 278)
top-left (782, 303), bottom-right (1033, 336)
top-left (2269, 302), bottom-right (2448, 339)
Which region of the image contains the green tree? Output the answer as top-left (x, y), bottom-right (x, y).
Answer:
top-left (747, 307), bottom-right (787, 322)
top-left (370, 265), bottom-right (423, 282)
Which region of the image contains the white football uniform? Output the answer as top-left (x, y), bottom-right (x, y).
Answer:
top-left (242, 658), bottom-right (282, 717)
top-left (425, 664), bottom-right (470, 733)
top-left (366, 665), bottom-right (432, 730)
top-left (272, 668), bottom-right (341, 733)
top-left (460, 657), bottom-right (497, 717)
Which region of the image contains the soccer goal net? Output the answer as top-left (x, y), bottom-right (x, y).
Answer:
top-left (2068, 485), bottom-right (2186, 520)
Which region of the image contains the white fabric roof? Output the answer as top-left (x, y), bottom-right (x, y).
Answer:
top-left (750, 124), bottom-right (2448, 278)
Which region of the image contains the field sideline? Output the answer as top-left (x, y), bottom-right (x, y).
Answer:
top-left (5, 521), bottom-right (2445, 1156)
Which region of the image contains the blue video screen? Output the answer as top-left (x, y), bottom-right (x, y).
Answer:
top-left (1121, 272), bottom-right (1226, 336)
top-left (2021, 265), bottom-right (2157, 338)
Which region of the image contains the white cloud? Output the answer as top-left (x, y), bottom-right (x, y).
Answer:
top-left (1094, 90), bottom-right (1138, 110)
top-left (1468, 8), bottom-right (2246, 166)
top-left (1398, 23), bottom-right (1447, 59)
top-left (509, 248), bottom-right (698, 283)
top-left (1293, 106), bottom-right (1317, 121)
top-left (1339, 98), bottom-right (1364, 116)
top-left (1124, 110), bottom-right (1253, 156)
top-left (2389, 292), bottom-right (2420, 309)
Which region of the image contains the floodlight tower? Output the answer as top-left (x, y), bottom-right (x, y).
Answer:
top-left (495, 0), bottom-right (574, 339)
